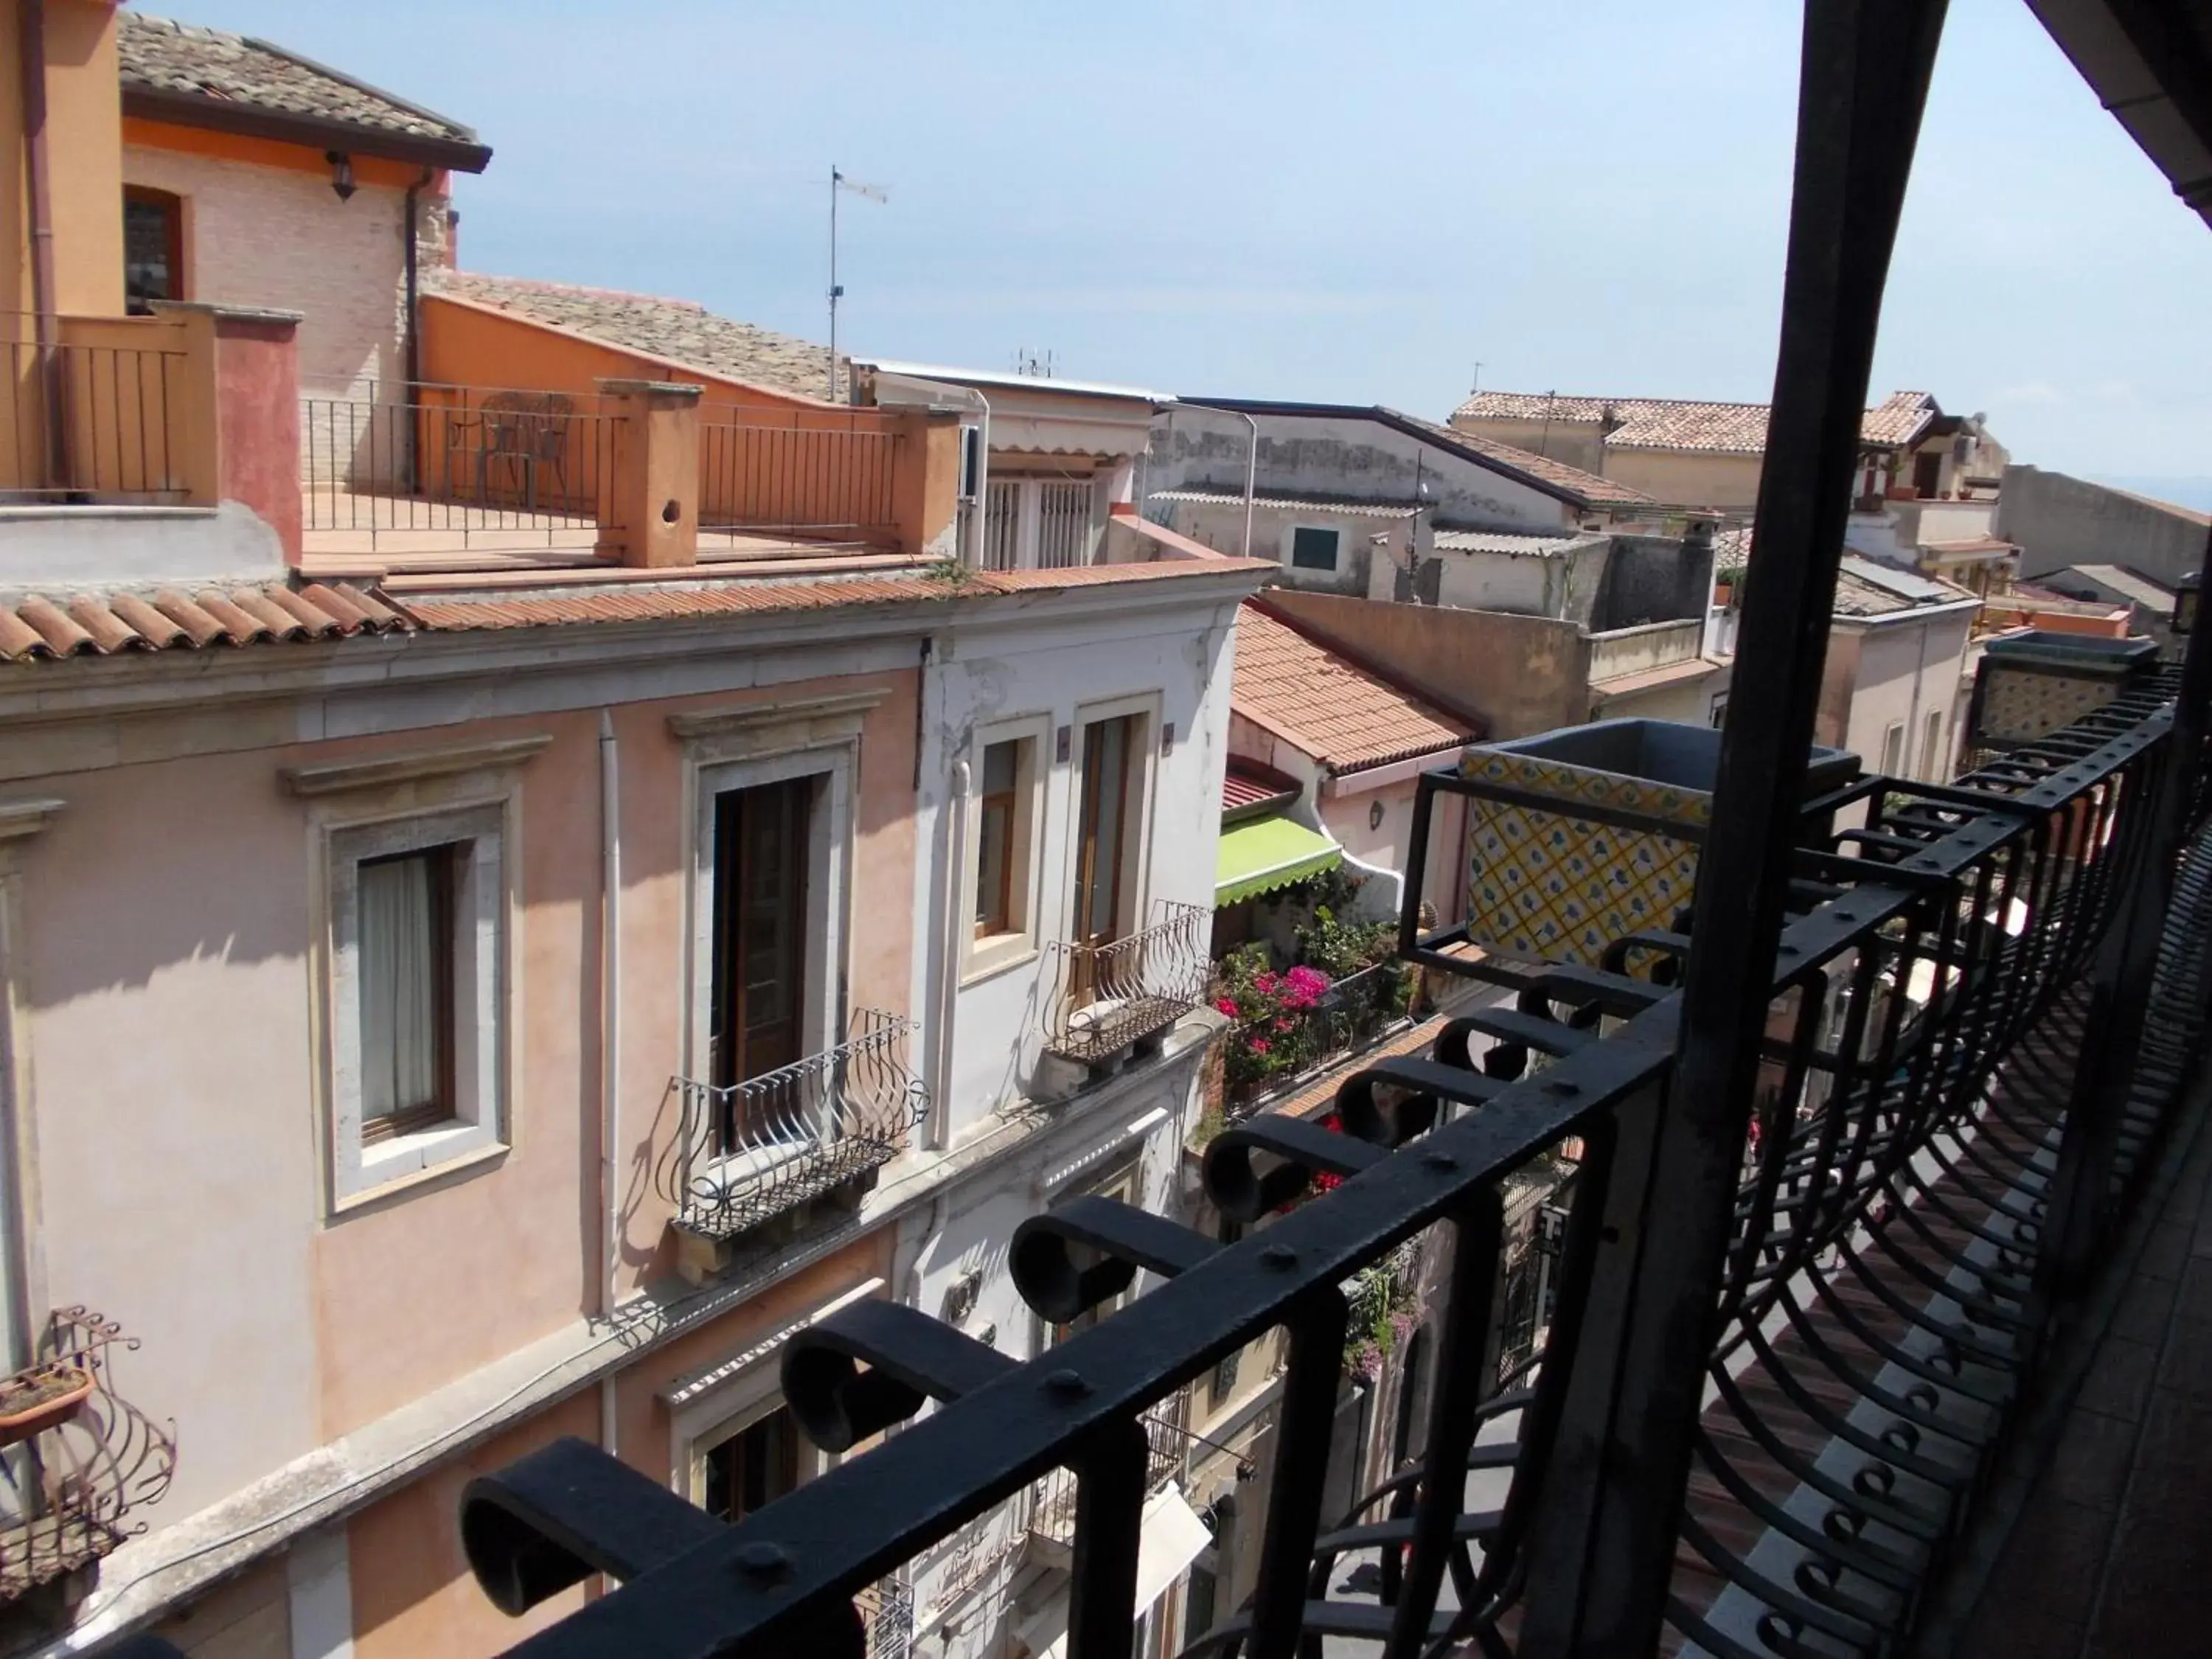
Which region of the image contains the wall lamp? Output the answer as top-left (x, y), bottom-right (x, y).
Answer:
top-left (326, 150), bottom-right (355, 202)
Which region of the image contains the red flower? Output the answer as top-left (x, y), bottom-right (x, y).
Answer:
top-left (1248, 1037), bottom-right (1270, 1055)
top-left (1215, 997), bottom-right (1240, 1018)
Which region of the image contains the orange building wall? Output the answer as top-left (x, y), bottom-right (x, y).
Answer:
top-left (0, 0), bottom-right (125, 319)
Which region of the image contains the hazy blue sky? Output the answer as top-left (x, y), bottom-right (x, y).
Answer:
top-left (155, 1), bottom-right (2212, 496)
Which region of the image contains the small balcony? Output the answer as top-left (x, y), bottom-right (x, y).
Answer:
top-left (655, 1010), bottom-right (926, 1270)
top-left (1215, 957), bottom-right (1419, 1119)
top-left (1037, 901), bottom-right (1212, 1074)
top-left (0, 1309), bottom-right (175, 1614)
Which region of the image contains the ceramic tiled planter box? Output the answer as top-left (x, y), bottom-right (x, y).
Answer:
top-left (1970, 631), bottom-right (2158, 752)
top-left (1461, 719), bottom-right (1858, 970)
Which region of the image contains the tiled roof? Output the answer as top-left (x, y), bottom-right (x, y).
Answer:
top-left (0, 554), bottom-right (1270, 667)
top-left (0, 581), bottom-right (407, 662)
top-left (1388, 410), bottom-right (1655, 509)
top-left (1222, 759), bottom-right (1300, 815)
top-left (1147, 490), bottom-right (1415, 518)
top-left (1431, 529), bottom-right (1590, 557)
top-left (428, 271), bottom-right (844, 404)
top-left (398, 555), bottom-right (1265, 633)
top-left (1231, 601), bottom-right (1472, 773)
top-left (1452, 389), bottom-right (1941, 455)
top-left (1832, 556), bottom-right (1976, 618)
top-left (119, 14), bottom-right (487, 164)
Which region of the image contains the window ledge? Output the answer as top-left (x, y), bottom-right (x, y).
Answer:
top-left (961, 936), bottom-right (1039, 988)
top-left (336, 1125), bottom-right (507, 1213)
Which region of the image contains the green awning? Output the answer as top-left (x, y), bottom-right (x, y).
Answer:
top-left (1216, 814), bottom-right (1343, 906)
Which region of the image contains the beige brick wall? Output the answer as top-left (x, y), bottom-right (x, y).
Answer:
top-left (122, 144), bottom-right (451, 403)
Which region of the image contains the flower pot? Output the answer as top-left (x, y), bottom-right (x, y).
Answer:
top-left (1461, 719), bottom-right (1858, 971)
top-left (0, 1362), bottom-right (94, 1447)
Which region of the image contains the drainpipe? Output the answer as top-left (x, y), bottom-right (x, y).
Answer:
top-left (928, 757), bottom-right (970, 1151)
top-left (19, 1), bottom-right (62, 490)
top-left (1231, 408), bottom-right (1259, 559)
top-left (598, 709), bottom-right (622, 1458)
top-left (401, 167), bottom-right (434, 490)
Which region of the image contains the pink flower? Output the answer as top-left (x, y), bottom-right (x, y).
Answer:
top-left (1253, 971), bottom-right (1280, 994)
top-left (1215, 997), bottom-right (1240, 1018)
top-left (1273, 1018), bottom-right (1294, 1032)
top-left (1286, 965), bottom-right (1331, 998)
top-left (1248, 1038), bottom-right (1270, 1055)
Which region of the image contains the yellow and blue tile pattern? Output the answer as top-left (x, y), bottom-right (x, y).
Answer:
top-left (1461, 749), bottom-right (1710, 970)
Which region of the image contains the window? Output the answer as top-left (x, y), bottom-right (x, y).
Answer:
top-left (1290, 526), bottom-right (1341, 571)
top-left (1708, 693), bottom-right (1730, 730)
top-left (983, 478), bottom-right (1020, 571)
top-left (1879, 720), bottom-right (1906, 776)
top-left (975, 740), bottom-right (1020, 937)
top-left (123, 187), bottom-right (183, 314)
top-left (357, 846), bottom-right (457, 1143)
top-left (1074, 712), bottom-right (1142, 951)
top-left (1036, 479), bottom-right (1096, 568)
top-left (1921, 709), bottom-right (1947, 781)
top-left (324, 801), bottom-right (509, 1206)
top-left (699, 1402), bottom-right (802, 1523)
top-left (709, 776), bottom-right (815, 1099)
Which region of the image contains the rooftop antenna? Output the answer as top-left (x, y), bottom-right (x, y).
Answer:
top-left (1012, 347), bottom-right (1057, 379)
top-left (1470, 361), bottom-right (1484, 397)
top-left (828, 166), bottom-right (888, 401)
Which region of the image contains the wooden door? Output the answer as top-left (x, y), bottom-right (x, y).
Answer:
top-left (709, 777), bottom-right (813, 1138)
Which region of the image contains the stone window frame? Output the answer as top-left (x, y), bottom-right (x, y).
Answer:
top-left (961, 712), bottom-right (1052, 987)
top-left (289, 737), bottom-right (542, 1214)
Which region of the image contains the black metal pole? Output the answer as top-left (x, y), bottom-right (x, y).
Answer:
top-left (1516, 2), bottom-right (1951, 1652)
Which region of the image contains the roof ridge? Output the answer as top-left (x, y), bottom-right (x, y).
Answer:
top-left (431, 270), bottom-right (713, 316)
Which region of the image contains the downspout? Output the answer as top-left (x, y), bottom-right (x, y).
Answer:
top-left (19, 1), bottom-right (62, 490)
top-left (1233, 408), bottom-right (1259, 559)
top-left (967, 388), bottom-right (990, 568)
top-left (928, 757), bottom-right (970, 1151)
top-left (400, 167), bottom-right (434, 491)
top-left (1900, 608), bottom-right (1937, 780)
top-left (597, 710), bottom-right (622, 1457)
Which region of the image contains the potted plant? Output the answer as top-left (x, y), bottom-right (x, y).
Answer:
top-left (1713, 562), bottom-right (1746, 610)
top-left (0, 1359), bottom-right (94, 1447)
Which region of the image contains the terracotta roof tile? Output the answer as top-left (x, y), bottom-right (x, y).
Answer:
top-left (428, 271), bottom-right (844, 404)
top-left (0, 580), bottom-right (410, 664)
top-left (1223, 759), bottom-right (1300, 815)
top-left (1232, 601), bottom-right (1472, 773)
top-left (1453, 389), bottom-right (1941, 455)
top-left (0, 554), bottom-right (1270, 667)
top-left (1388, 410), bottom-right (1655, 508)
top-left (119, 13), bottom-right (483, 156)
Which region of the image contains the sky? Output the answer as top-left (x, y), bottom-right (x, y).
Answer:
top-left (154, 0), bottom-right (2212, 501)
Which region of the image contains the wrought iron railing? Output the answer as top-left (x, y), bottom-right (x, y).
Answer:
top-left (1040, 901), bottom-right (1212, 1068)
top-left (697, 407), bottom-right (902, 545)
top-left (459, 667), bottom-right (2211, 1659)
top-left (1217, 959), bottom-right (1417, 1116)
top-left (655, 1010), bottom-right (928, 1242)
top-left (300, 385), bottom-right (622, 538)
top-left (0, 1308), bottom-right (177, 1604)
top-left (1026, 1394), bottom-right (1190, 1551)
top-left (0, 330), bottom-right (192, 504)
top-left (851, 1577), bottom-right (914, 1659)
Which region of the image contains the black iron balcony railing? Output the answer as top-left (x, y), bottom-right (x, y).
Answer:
top-left (0, 1309), bottom-right (176, 1605)
top-left (1027, 1392), bottom-right (1191, 1552)
top-left (458, 663), bottom-right (2211, 1659)
top-left (1040, 901), bottom-right (1212, 1068)
top-left (654, 1010), bottom-right (927, 1242)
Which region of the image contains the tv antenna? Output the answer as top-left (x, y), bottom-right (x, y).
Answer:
top-left (828, 166), bottom-right (888, 400)
top-left (1012, 346), bottom-right (1057, 379)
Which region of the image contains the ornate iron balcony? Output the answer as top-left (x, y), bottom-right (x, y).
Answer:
top-left (460, 667), bottom-right (2211, 1659)
top-left (655, 1010), bottom-right (926, 1243)
top-left (0, 1309), bottom-right (175, 1607)
top-left (1039, 901), bottom-right (1211, 1068)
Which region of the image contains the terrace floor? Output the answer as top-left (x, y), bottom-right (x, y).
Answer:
top-left (1950, 1063), bottom-right (2212, 1659)
top-left (296, 487), bottom-right (878, 577)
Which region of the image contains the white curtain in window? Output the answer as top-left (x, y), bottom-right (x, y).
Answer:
top-left (360, 854), bottom-right (438, 1120)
